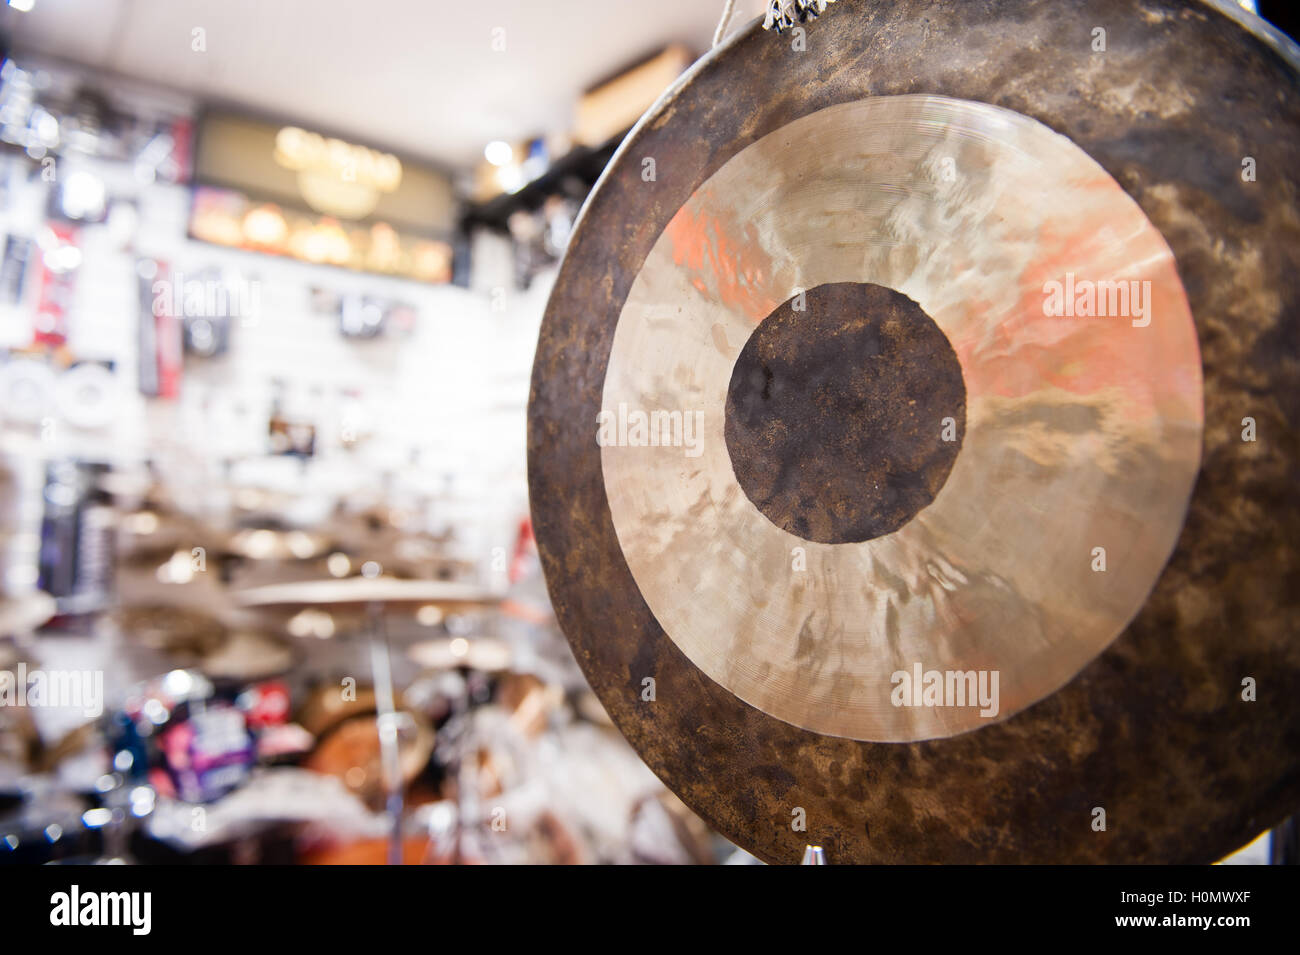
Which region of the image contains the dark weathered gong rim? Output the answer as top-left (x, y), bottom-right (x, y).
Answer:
top-left (528, 0), bottom-right (1300, 863)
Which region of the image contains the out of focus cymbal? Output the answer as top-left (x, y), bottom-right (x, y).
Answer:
top-left (232, 576), bottom-right (500, 610)
top-left (221, 528), bottom-right (332, 562)
top-left (115, 605), bottom-right (294, 681)
top-left (197, 630), bottom-right (296, 682)
top-left (112, 605), bottom-right (227, 657)
top-left (408, 637), bottom-right (513, 673)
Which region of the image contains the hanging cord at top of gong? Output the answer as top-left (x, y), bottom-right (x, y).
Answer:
top-left (712, 0), bottom-right (737, 47)
top-left (714, 0), bottom-right (839, 46)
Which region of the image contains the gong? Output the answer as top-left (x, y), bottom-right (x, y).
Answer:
top-left (528, 0), bottom-right (1300, 863)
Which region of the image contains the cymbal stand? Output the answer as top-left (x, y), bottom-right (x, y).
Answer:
top-left (365, 600), bottom-right (403, 866)
top-left (801, 844), bottom-right (827, 864)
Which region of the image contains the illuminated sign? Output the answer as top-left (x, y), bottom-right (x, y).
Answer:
top-left (189, 186), bottom-right (452, 284)
top-left (193, 111), bottom-right (455, 235)
top-left (273, 126), bottom-right (402, 219)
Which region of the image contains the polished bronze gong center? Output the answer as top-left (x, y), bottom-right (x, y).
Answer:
top-left (724, 282), bottom-right (966, 544)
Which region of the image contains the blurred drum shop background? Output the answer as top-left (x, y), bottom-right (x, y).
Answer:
top-left (0, 0), bottom-right (762, 866)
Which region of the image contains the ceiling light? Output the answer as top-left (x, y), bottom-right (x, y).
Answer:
top-left (8, 0), bottom-right (36, 13)
top-left (484, 140), bottom-right (513, 167)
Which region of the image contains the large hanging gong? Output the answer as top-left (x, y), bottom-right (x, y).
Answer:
top-left (527, 0), bottom-right (1300, 863)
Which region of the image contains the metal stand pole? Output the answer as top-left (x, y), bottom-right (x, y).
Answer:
top-left (801, 844), bottom-right (827, 864)
top-left (366, 601), bottom-right (403, 866)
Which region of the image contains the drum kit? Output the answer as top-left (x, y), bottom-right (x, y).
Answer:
top-left (233, 574), bottom-right (501, 863)
top-left (3, 462), bottom-right (686, 864)
top-left (0, 450), bottom-right (551, 864)
top-left (527, 0), bottom-right (1300, 862)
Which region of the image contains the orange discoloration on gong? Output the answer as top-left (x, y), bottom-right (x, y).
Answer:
top-left (664, 190), bottom-right (781, 322)
top-left (950, 169), bottom-right (1199, 424)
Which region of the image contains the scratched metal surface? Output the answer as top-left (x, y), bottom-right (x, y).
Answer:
top-left (528, 0), bottom-right (1300, 863)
